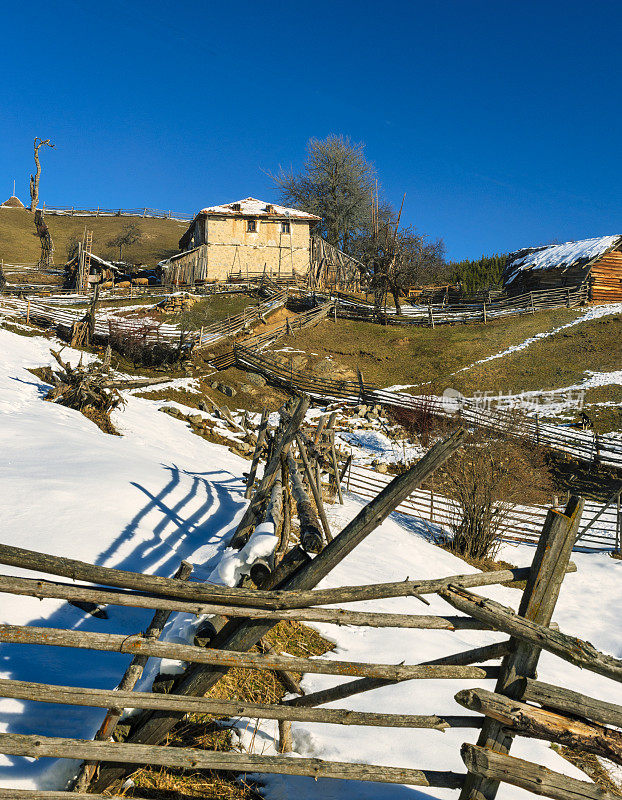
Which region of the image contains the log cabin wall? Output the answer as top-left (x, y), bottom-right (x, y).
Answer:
top-left (589, 249), bottom-right (622, 302)
top-left (505, 263), bottom-right (590, 295)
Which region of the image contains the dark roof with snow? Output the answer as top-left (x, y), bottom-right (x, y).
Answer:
top-left (503, 235), bottom-right (622, 285)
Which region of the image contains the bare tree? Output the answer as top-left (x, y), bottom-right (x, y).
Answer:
top-left (29, 138), bottom-right (54, 212)
top-left (107, 222), bottom-right (142, 261)
top-left (440, 432), bottom-right (553, 561)
top-left (271, 135), bottom-right (381, 251)
top-left (356, 219), bottom-right (446, 314)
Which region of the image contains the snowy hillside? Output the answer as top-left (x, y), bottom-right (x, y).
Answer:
top-left (0, 326), bottom-right (620, 798)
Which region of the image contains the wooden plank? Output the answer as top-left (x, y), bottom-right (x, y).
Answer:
top-left (0, 732), bottom-right (465, 788)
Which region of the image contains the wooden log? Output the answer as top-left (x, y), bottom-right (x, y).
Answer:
top-left (519, 678), bottom-right (622, 730)
top-left (73, 561), bottom-right (193, 791)
top-left (275, 562), bottom-right (576, 609)
top-left (277, 456), bottom-right (292, 556)
top-left (295, 435), bottom-right (332, 542)
top-left (91, 430), bottom-right (466, 791)
top-left (249, 475), bottom-right (283, 585)
top-left (287, 450), bottom-right (323, 553)
top-left (0, 623), bottom-right (497, 682)
top-left (0, 676), bottom-right (483, 729)
top-left (231, 395), bottom-right (310, 548)
top-left (245, 407), bottom-right (269, 499)
top-left (0, 573), bottom-right (494, 629)
top-left (0, 543), bottom-right (307, 610)
top-left (461, 744), bottom-right (616, 800)
top-left (459, 496), bottom-right (585, 800)
top-left (288, 641), bottom-right (510, 708)
top-left (312, 413), bottom-right (328, 444)
top-left (441, 586), bottom-right (622, 684)
top-left (0, 732), bottom-right (465, 788)
top-left (456, 687), bottom-right (622, 765)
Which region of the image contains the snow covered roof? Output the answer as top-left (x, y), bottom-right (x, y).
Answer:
top-left (504, 235), bottom-right (622, 284)
top-left (198, 197), bottom-right (320, 221)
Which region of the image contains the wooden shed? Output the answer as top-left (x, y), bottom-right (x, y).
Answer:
top-left (503, 235), bottom-right (622, 302)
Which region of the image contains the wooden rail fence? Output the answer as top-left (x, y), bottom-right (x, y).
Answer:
top-left (343, 463), bottom-right (622, 551)
top-left (312, 283), bottom-right (589, 326)
top-left (0, 410), bottom-right (619, 799)
top-left (232, 346), bottom-right (622, 470)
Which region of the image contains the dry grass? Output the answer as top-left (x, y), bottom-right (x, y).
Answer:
top-left (109, 620), bottom-right (332, 799)
top-left (283, 309), bottom-right (582, 390)
top-left (0, 209), bottom-right (186, 266)
top-left (552, 744), bottom-right (622, 797)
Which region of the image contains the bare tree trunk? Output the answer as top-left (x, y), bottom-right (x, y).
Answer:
top-left (391, 287), bottom-right (401, 315)
top-left (29, 138), bottom-right (54, 213)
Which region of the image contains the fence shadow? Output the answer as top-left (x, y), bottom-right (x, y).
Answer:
top-left (0, 462), bottom-right (245, 788)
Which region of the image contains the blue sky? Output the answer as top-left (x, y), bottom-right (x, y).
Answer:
top-left (1, 0), bottom-right (621, 260)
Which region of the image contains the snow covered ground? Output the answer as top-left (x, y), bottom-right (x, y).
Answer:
top-left (0, 326), bottom-right (620, 798)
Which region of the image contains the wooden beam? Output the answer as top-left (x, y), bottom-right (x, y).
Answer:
top-left (0, 732), bottom-right (465, 789)
top-left (0, 574), bottom-right (493, 628)
top-left (440, 586), bottom-right (622, 684)
top-left (275, 562), bottom-right (576, 608)
top-left (288, 641), bottom-right (509, 708)
top-left (0, 623), bottom-right (498, 682)
top-left (461, 744), bottom-right (617, 800)
top-left (519, 678), bottom-right (622, 730)
top-left (456, 687), bottom-right (622, 765)
top-left (0, 678), bottom-right (480, 729)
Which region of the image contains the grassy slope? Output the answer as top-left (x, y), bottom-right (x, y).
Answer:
top-left (285, 308), bottom-right (622, 431)
top-left (0, 209), bottom-right (186, 265)
top-left (454, 313), bottom-right (622, 395)
top-left (284, 309), bottom-right (582, 390)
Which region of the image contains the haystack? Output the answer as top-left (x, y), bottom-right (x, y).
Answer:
top-left (1, 195), bottom-right (25, 208)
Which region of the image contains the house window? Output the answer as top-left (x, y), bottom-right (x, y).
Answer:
top-left (247, 219), bottom-right (257, 232)
top-left (281, 221), bottom-right (291, 234)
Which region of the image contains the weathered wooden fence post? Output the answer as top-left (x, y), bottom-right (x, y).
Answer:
top-left (459, 495), bottom-right (584, 800)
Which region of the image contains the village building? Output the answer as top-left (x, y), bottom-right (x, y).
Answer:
top-left (503, 234), bottom-right (622, 303)
top-left (161, 198), bottom-right (321, 285)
